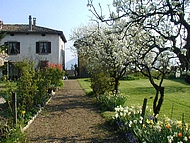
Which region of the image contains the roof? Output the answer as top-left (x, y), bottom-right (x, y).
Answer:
top-left (1, 24), bottom-right (67, 43)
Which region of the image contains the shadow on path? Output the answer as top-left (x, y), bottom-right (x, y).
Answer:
top-left (26, 80), bottom-right (123, 143)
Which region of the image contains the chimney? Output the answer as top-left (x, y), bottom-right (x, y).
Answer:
top-left (29, 15), bottom-right (32, 31)
top-left (0, 19), bottom-right (3, 30)
top-left (33, 18), bottom-right (36, 26)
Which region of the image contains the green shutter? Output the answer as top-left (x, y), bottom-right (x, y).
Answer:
top-left (36, 42), bottom-right (39, 53)
top-left (48, 42), bottom-right (51, 53)
top-left (4, 42), bottom-right (8, 54)
top-left (17, 42), bottom-right (20, 54)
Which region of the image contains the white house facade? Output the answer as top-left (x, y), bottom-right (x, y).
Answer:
top-left (0, 15), bottom-right (67, 79)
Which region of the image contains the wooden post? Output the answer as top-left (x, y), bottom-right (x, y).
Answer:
top-left (141, 98), bottom-right (147, 123)
top-left (182, 113), bottom-right (185, 128)
top-left (12, 92), bottom-right (17, 125)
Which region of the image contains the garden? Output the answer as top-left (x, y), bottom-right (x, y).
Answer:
top-left (70, 0), bottom-right (190, 142)
top-left (1, 0), bottom-right (190, 142)
top-left (0, 61), bottom-right (65, 142)
top-left (78, 76), bottom-right (190, 143)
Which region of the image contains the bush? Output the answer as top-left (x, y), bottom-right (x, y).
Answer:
top-left (1, 127), bottom-right (26, 143)
top-left (90, 71), bottom-right (113, 100)
top-left (0, 116), bottom-right (26, 142)
top-left (33, 70), bottom-right (50, 107)
top-left (121, 75), bottom-right (139, 80)
top-left (16, 61), bottom-right (37, 111)
top-left (1, 61), bottom-right (65, 141)
top-left (15, 61), bottom-right (64, 125)
top-left (99, 91), bottom-right (127, 111)
top-left (0, 116), bottom-right (13, 140)
top-left (44, 65), bottom-right (65, 88)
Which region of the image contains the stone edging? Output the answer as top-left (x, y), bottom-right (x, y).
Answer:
top-left (21, 95), bottom-right (53, 132)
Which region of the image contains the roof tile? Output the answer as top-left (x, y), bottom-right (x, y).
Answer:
top-left (1, 24), bottom-right (67, 42)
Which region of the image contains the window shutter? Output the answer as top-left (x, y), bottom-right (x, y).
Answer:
top-left (4, 42), bottom-right (8, 46)
top-left (4, 42), bottom-right (8, 54)
top-left (36, 42), bottom-right (39, 53)
top-left (48, 42), bottom-right (51, 53)
top-left (17, 42), bottom-right (20, 54)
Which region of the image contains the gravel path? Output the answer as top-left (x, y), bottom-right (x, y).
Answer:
top-left (26, 80), bottom-right (121, 143)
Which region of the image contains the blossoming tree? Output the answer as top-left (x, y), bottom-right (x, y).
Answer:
top-left (125, 25), bottom-right (177, 117)
top-left (88, 0), bottom-right (190, 82)
top-left (71, 18), bottom-right (180, 115)
top-left (71, 22), bottom-right (131, 96)
top-left (86, 0), bottom-right (190, 116)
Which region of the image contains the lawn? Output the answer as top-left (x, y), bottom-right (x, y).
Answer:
top-left (78, 78), bottom-right (190, 123)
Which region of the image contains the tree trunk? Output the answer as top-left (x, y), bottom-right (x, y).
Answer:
top-left (114, 78), bottom-right (119, 93)
top-left (153, 86), bottom-right (164, 120)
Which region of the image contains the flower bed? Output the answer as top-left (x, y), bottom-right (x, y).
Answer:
top-left (113, 105), bottom-right (190, 143)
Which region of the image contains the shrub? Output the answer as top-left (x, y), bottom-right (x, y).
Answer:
top-left (0, 116), bottom-right (13, 140)
top-left (1, 127), bottom-right (26, 143)
top-left (34, 69), bottom-right (51, 107)
top-left (3, 75), bottom-right (16, 113)
top-left (15, 61), bottom-right (64, 126)
top-left (44, 65), bottom-right (65, 88)
top-left (16, 61), bottom-right (37, 111)
top-left (90, 71), bottom-right (113, 100)
top-left (121, 75), bottom-right (139, 80)
top-left (1, 61), bottom-right (65, 141)
top-left (99, 91), bottom-right (127, 111)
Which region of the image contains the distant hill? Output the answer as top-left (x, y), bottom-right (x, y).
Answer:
top-left (66, 58), bottom-right (78, 69)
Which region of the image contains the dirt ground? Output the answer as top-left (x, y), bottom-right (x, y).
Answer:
top-left (26, 80), bottom-right (124, 143)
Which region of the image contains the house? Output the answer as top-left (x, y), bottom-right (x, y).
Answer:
top-left (0, 15), bottom-right (67, 79)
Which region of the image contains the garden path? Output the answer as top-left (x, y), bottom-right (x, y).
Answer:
top-left (26, 80), bottom-right (121, 143)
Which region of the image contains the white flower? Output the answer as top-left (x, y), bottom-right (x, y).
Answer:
top-left (120, 112), bottom-right (123, 116)
top-left (153, 124), bottom-right (161, 132)
top-left (155, 114), bottom-right (159, 119)
top-left (129, 121), bottom-right (133, 127)
top-left (115, 106), bottom-right (121, 112)
top-left (167, 135), bottom-right (174, 143)
top-left (181, 48), bottom-right (187, 56)
top-left (173, 132), bottom-right (178, 137)
top-left (184, 136), bottom-right (188, 141)
top-left (124, 108), bottom-right (128, 113)
top-left (115, 113), bottom-right (119, 118)
top-left (140, 116), bottom-right (143, 120)
top-left (133, 120), bottom-right (137, 124)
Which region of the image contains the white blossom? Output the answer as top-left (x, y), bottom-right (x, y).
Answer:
top-left (181, 49), bottom-right (187, 56)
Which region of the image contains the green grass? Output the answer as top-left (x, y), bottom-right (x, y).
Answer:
top-left (78, 78), bottom-right (93, 94)
top-left (78, 78), bottom-right (190, 123)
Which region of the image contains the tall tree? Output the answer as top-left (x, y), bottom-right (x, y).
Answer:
top-left (71, 22), bottom-right (131, 94)
top-left (87, 0), bottom-right (188, 116)
top-left (88, 0), bottom-right (190, 76)
top-left (126, 26), bottom-right (176, 117)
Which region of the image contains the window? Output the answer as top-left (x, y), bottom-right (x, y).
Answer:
top-left (5, 42), bottom-right (20, 55)
top-left (36, 42), bottom-right (51, 54)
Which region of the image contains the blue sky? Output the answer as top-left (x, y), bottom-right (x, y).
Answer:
top-left (0, 0), bottom-right (112, 68)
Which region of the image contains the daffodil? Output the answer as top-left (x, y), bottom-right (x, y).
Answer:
top-left (22, 110), bottom-right (26, 115)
